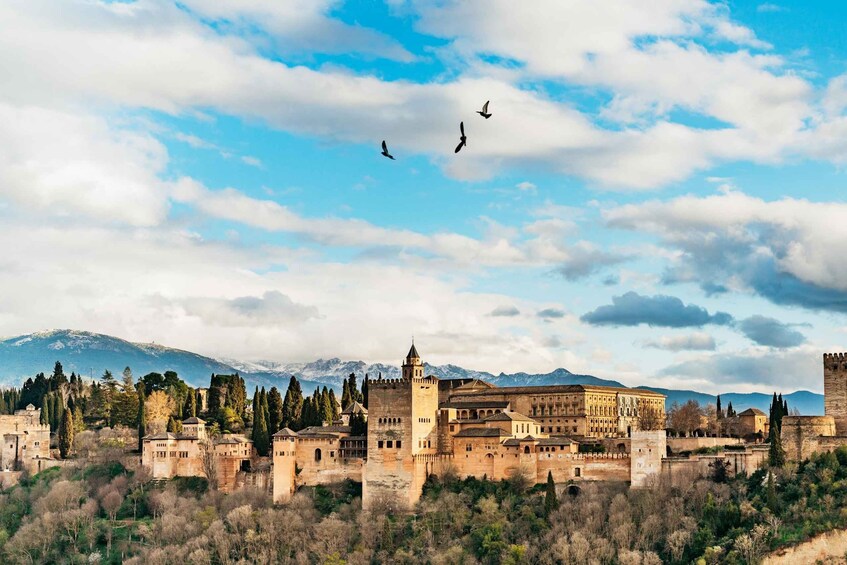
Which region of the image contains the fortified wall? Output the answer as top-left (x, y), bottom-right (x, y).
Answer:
top-left (779, 353), bottom-right (847, 462)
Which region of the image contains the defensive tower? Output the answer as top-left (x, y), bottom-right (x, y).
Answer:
top-left (824, 353), bottom-right (847, 435)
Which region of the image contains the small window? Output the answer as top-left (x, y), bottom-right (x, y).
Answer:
top-left (396, 441), bottom-right (402, 448)
top-left (378, 440), bottom-right (384, 448)
top-left (466, 444), bottom-right (472, 452)
top-left (387, 440), bottom-right (393, 448)
top-left (575, 467), bottom-right (581, 477)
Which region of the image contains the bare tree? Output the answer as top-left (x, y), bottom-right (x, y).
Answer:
top-left (200, 440), bottom-right (218, 490)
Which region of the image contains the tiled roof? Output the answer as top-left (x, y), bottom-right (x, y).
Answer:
top-left (441, 400), bottom-right (510, 409)
top-left (738, 408), bottom-right (766, 416)
top-left (453, 427), bottom-right (508, 438)
top-left (273, 427), bottom-right (298, 437)
top-left (484, 411), bottom-right (536, 422)
top-left (341, 401), bottom-right (368, 415)
top-left (182, 417), bottom-right (205, 424)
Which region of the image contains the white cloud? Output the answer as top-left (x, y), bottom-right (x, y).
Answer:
top-left (0, 103), bottom-right (168, 226)
top-left (0, 220), bottom-right (587, 373)
top-left (643, 333), bottom-right (717, 351)
top-left (0, 0), bottom-right (826, 190)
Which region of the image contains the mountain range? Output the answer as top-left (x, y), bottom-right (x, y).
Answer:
top-left (0, 329), bottom-right (824, 414)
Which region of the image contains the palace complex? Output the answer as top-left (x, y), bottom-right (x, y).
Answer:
top-left (273, 343), bottom-right (668, 511)
top-left (139, 345), bottom-right (847, 511)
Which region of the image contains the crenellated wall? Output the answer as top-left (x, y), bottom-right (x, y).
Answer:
top-left (824, 353), bottom-right (847, 435)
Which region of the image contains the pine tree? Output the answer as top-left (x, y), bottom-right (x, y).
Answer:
top-left (267, 387), bottom-right (283, 436)
top-left (137, 386), bottom-right (147, 452)
top-left (544, 471), bottom-right (558, 518)
top-left (769, 423), bottom-right (785, 467)
top-left (59, 408), bottom-right (74, 459)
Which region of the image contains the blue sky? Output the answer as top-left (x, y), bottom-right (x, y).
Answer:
top-left (2, 1), bottom-right (847, 394)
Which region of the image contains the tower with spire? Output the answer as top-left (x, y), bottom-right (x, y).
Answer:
top-left (402, 339), bottom-right (424, 380)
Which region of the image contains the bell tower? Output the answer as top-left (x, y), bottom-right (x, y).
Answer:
top-left (402, 340), bottom-right (424, 380)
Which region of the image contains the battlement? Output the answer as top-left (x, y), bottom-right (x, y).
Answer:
top-left (825, 353), bottom-right (847, 370)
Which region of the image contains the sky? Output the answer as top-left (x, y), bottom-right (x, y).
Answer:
top-left (2, 1), bottom-right (847, 394)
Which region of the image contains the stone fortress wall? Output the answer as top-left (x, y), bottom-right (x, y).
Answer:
top-left (778, 353), bottom-right (847, 463)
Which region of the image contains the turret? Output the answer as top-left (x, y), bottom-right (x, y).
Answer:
top-left (824, 353), bottom-right (847, 435)
top-left (402, 340), bottom-right (424, 380)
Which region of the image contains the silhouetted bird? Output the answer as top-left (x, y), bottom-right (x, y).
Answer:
top-left (477, 100), bottom-right (492, 119)
top-left (454, 122), bottom-right (467, 153)
top-left (381, 140), bottom-right (395, 160)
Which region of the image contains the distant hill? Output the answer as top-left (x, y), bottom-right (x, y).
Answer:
top-left (0, 329), bottom-right (824, 414)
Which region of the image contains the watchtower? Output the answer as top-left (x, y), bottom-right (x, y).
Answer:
top-left (362, 342), bottom-right (439, 512)
top-left (824, 353), bottom-right (847, 435)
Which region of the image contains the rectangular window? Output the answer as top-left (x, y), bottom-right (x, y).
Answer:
top-left (396, 441), bottom-right (402, 448)
top-left (378, 440), bottom-right (384, 448)
top-left (386, 440), bottom-right (393, 448)
top-left (575, 467), bottom-right (581, 477)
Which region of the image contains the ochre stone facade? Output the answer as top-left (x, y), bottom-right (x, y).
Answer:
top-left (0, 404), bottom-right (52, 474)
top-left (273, 344), bottom-right (668, 511)
top-left (141, 417), bottom-right (253, 492)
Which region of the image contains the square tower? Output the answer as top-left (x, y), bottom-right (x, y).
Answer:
top-left (824, 353), bottom-right (847, 435)
top-left (362, 343), bottom-right (439, 512)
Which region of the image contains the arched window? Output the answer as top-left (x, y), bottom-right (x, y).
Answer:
top-left (315, 449), bottom-right (322, 462)
top-left (523, 445), bottom-right (530, 454)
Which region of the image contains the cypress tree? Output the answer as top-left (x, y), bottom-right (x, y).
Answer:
top-left (254, 400), bottom-right (269, 456)
top-left (726, 401), bottom-right (734, 418)
top-left (783, 398), bottom-right (789, 418)
top-left (328, 389), bottom-right (340, 422)
top-left (321, 387), bottom-right (333, 425)
top-left (40, 395), bottom-right (49, 427)
top-left (362, 375), bottom-right (369, 408)
top-left (58, 408), bottom-right (74, 459)
top-left (342, 379), bottom-right (351, 410)
top-left (716, 395), bottom-right (722, 420)
top-left (53, 394), bottom-right (64, 433)
top-left (769, 423), bottom-right (785, 467)
top-left (267, 387), bottom-right (282, 436)
top-left (544, 471), bottom-right (558, 518)
top-left (167, 416), bottom-right (178, 433)
top-left (261, 387), bottom-right (269, 430)
top-left (766, 471), bottom-right (779, 512)
top-left (137, 386), bottom-right (147, 452)
top-left (184, 387), bottom-right (197, 418)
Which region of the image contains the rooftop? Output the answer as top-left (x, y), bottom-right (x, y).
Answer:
top-left (453, 427), bottom-right (509, 438)
top-left (484, 411), bottom-right (536, 422)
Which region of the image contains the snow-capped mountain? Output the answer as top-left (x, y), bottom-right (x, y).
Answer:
top-left (0, 329), bottom-right (824, 414)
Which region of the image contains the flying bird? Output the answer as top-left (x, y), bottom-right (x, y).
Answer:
top-left (381, 140), bottom-right (395, 160)
top-left (477, 100), bottom-right (492, 119)
top-left (454, 122), bottom-right (467, 153)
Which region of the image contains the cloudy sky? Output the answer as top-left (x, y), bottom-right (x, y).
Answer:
top-left (2, 0), bottom-right (847, 393)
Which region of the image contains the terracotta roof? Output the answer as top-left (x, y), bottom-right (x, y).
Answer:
top-left (738, 408), bottom-right (767, 416)
top-left (182, 417), bottom-right (205, 424)
top-left (453, 427), bottom-right (509, 438)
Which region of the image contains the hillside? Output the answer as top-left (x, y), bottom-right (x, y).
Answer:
top-left (0, 329), bottom-right (823, 413)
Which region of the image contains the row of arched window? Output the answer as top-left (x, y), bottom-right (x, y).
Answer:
top-left (377, 417), bottom-right (402, 424)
